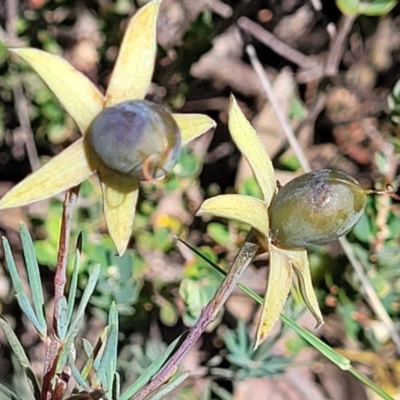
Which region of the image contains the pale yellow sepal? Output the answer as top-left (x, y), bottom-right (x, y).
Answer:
top-left (0, 139), bottom-right (93, 209)
top-left (290, 249), bottom-right (324, 328)
top-left (105, 0), bottom-right (161, 106)
top-left (197, 194), bottom-right (269, 237)
top-left (229, 95), bottom-right (276, 207)
top-left (10, 48), bottom-right (104, 135)
top-left (172, 113), bottom-right (216, 145)
top-left (99, 166), bottom-right (140, 255)
top-left (255, 243), bottom-right (293, 348)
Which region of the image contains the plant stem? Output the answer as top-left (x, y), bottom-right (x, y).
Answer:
top-left (42, 186), bottom-right (79, 400)
top-left (53, 185), bottom-right (80, 331)
top-left (132, 232), bottom-right (260, 400)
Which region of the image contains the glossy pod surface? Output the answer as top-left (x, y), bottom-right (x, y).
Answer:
top-left (269, 169), bottom-right (366, 248)
top-left (88, 100), bottom-right (181, 180)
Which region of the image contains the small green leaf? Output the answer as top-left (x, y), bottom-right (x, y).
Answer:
top-left (66, 249), bottom-right (80, 330)
top-left (2, 238), bottom-right (43, 336)
top-left (82, 338), bottom-right (93, 358)
top-left (120, 335), bottom-right (183, 400)
top-left (0, 383), bottom-right (24, 400)
top-left (20, 224), bottom-right (47, 337)
top-left (57, 264), bottom-right (100, 370)
top-left (207, 222), bottom-right (231, 246)
top-left (96, 303), bottom-right (119, 391)
top-left (336, 0), bottom-right (359, 14)
top-left (0, 316), bottom-right (41, 400)
top-left (56, 296), bottom-right (68, 340)
top-left (69, 359), bottom-right (91, 391)
top-left (69, 264), bottom-right (101, 334)
top-left (113, 372), bottom-right (121, 400)
top-left (159, 300), bottom-right (178, 327)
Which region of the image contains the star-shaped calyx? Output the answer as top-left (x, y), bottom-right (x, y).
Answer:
top-left (198, 95), bottom-right (367, 347)
top-left (0, 0), bottom-right (216, 255)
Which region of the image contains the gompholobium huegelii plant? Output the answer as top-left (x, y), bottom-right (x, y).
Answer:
top-left (198, 95), bottom-right (374, 348)
top-left (0, 0), bottom-right (215, 256)
top-left (0, 1), bottom-right (216, 399)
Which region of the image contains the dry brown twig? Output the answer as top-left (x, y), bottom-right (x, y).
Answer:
top-left (5, 0), bottom-right (40, 172)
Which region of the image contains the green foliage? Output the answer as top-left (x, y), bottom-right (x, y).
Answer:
top-left (214, 320), bottom-right (292, 380)
top-left (0, 225), bottom-right (191, 400)
top-left (336, 0), bottom-right (397, 15)
top-left (179, 246), bottom-right (222, 327)
top-left (3, 225), bottom-right (47, 337)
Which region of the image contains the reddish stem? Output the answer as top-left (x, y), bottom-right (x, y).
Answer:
top-left (132, 232), bottom-right (259, 400)
top-left (41, 186), bottom-right (80, 400)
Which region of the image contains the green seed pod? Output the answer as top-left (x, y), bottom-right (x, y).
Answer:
top-left (269, 169), bottom-right (366, 248)
top-left (87, 100), bottom-right (181, 180)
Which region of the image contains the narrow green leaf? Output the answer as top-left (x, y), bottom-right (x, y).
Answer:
top-left (57, 264), bottom-right (100, 370)
top-left (93, 326), bottom-right (109, 372)
top-left (0, 316), bottom-right (41, 400)
top-left (147, 372), bottom-right (189, 400)
top-left (348, 366), bottom-right (394, 400)
top-left (20, 224), bottom-right (47, 336)
top-left (69, 358), bottom-right (91, 391)
top-left (66, 249), bottom-right (80, 329)
top-left (69, 264), bottom-right (100, 334)
top-left (83, 328), bottom-right (108, 381)
top-left (96, 303), bottom-right (119, 391)
top-left (237, 320), bottom-right (249, 354)
top-left (210, 382), bottom-right (233, 400)
top-left (0, 383), bottom-right (24, 400)
top-left (113, 372), bottom-right (121, 400)
top-left (2, 238), bottom-right (43, 335)
top-left (120, 334), bottom-right (183, 400)
top-left (279, 314), bottom-right (351, 369)
top-left (82, 338), bottom-right (93, 358)
top-left (56, 296), bottom-right (68, 340)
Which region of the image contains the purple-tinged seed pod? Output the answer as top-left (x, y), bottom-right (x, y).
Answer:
top-left (87, 100), bottom-right (181, 180)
